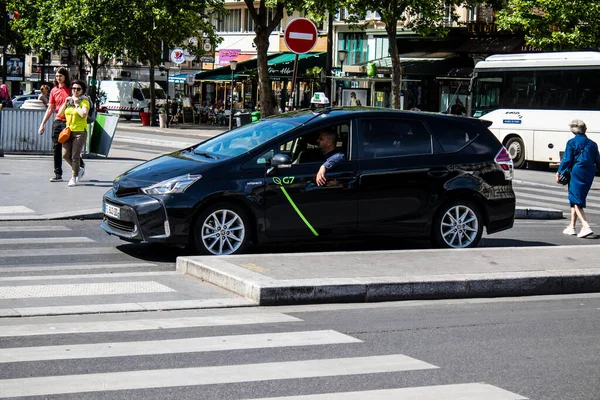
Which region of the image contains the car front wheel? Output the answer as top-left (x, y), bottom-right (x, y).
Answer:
top-left (433, 201), bottom-right (483, 249)
top-left (193, 204), bottom-right (250, 255)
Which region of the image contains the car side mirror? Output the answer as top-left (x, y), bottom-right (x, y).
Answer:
top-left (267, 153), bottom-right (292, 176)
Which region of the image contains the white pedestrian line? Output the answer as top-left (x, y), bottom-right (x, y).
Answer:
top-left (0, 281), bottom-right (176, 300)
top-left (0, 237), bottom-right (94, 245)
top-left (516, 186), bottom-right (600, 204)
top-left (0, 354), bottom-right (437, 398)
top-left (0, 206), bottom-right (34, 214)
top-left (516, 199), bottom-right (567, 211)
top-left (0, 226), bottom-right (71, 232)
top-left (0, 247), bottom-right (123, 258)
top-left (517, 195), bottom-right (600, 215)
top-left (0, 262), bottom-right (158, 273)
top-left (0, 298), bottom-right (257, 317)
top-left (0, 313), bottom-right (300, 337)
top-left (0, 271), bottom-right (177, 282)
top-left (0, 330), bottom-right (361, 363)
top-left (246, 383), bottom-right (528, 399)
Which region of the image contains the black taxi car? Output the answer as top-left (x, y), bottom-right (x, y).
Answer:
top-left (101, 108), bottom-right (515, 255)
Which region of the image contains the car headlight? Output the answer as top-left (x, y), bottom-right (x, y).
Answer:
top-left (141, 174), bottom-right (202, 195)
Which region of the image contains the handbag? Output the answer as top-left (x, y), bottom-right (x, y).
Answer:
top-left (57, 126), bottom-right (71, 143)
top-left (57, 109), bottom-right (73, 144)
top-left (557, 170), bottom-right (570, 185)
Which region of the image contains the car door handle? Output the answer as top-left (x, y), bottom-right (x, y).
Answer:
top-left (428, 169), bottom-right (449, 178)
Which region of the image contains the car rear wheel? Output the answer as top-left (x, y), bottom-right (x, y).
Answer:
top-left (433, 201), bottom-right (483, 248)
top-left (193, 204), bottom-right (250, 255)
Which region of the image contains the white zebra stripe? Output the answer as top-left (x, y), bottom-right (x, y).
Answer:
top-left (0, 330), bottom-right (361, 363)
top-left (0, 247), bottom-right (123, 258)
top-left (0, 281), bottom-right (175, 299)
top-left (0, 226), bottom-right (71, 232)
top-left (0, 206), bottom-right (34, 214)
top-left (246, 383), bottom-right (528, 399)
top-left (0, 313), bottom-right (301, 337)
top-left (0, 237), bottom-right (94, 245)
top-left (0, 354), bottom-right (437, 398)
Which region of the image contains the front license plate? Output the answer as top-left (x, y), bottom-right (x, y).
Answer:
top-left (104, 202), bottom-right (121, 219)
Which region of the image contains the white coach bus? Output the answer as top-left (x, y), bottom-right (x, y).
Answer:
top-left (470, 52), bottom-right (600, 168)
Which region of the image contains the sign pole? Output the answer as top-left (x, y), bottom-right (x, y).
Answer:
top-left (290, 54), bottom-right (299, 110)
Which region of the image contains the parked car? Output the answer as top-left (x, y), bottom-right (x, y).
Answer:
top-left (100, 108), bottom-right (515, 255)
top-left (12, 94), bottom-right (39, 109)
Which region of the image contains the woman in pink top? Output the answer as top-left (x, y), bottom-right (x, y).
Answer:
top-left (38, 67), bottom-right (85, 182)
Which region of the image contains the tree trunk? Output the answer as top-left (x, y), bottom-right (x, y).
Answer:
top-left (386, 23), bottom-right (402, 110)
top-left (325, 13), bottom-right (333, 100)
top-left (255, 31), bottom-right (274, 116)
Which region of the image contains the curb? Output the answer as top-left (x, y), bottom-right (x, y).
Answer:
top-left (176, 257), bottom-right (600, 306)
top-left (515, 207), bottom-right (563, 220)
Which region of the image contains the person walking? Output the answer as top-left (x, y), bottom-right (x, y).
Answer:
top-left (557, 119), bottom-right (600, 238)
top-left (38, 68), bottom-right (84, 182)
top-left (0, 84), bottom-right (11, 108)
top-left (38, 84), bottom-right (50, 106)
top-left (56, 79), bottom-right (90, 187)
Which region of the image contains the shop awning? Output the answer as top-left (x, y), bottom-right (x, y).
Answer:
top-left (168, 71), bottom-right (203, 83)
top-left (267, 52), bottom-right (323, 65)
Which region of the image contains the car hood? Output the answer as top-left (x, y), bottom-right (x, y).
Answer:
top-left (113, 150), bottom-right (217, 194)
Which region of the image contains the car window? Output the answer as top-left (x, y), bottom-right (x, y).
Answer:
top-left (249, 123), bottom-right (350, 167)
top-left (193, 119), bottom-right (299, 159)
top-left (426, 119), bottom-right (477, 153)
top-left (359, 118), bottom-right (431, 159)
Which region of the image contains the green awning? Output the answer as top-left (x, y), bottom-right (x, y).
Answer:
top-left (267, 52), bottom-right (323, 65)
top-left (198, 73), bottom-right (244, 81)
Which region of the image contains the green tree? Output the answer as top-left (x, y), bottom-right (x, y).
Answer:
top-left (117, 0), bottom-right (224, 122)
top-left (342, 0), bottom-right (457, 109)
top-left (496, 0), bottom-right (600, 50)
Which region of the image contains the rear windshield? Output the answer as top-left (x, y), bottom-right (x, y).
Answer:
top-left (426, 118), bottom-right (478, 153)
top-left (192, 119), bottom-right (300, 159)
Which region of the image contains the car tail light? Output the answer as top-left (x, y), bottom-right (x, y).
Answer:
top-left (495, 147), bottom-right (514, 180)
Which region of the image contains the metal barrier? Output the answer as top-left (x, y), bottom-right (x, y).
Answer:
top-left (0, 109), bottom-right (54, 154)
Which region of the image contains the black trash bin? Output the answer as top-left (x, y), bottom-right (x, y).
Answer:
top-left (236, 113), bottom-right (252, 127)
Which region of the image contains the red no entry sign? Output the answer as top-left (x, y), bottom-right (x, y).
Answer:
top-left (284, 18), bottom-right (318, 54)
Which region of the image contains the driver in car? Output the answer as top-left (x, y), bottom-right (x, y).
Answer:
top-left (316, 128), bottom-right (345, 186)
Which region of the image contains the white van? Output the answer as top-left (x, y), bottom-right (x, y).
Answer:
top-left (99, 81), bottom-right (166, 119)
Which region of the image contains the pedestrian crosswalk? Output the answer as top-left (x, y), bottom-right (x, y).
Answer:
top-left (0, 222), bottom-right (255, 317)
top-left (0, 311), bottom-right (528, 399)
top-left (514, 181), bottom-right (600, 215)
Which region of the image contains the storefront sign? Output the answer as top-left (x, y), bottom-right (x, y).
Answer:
top-left (170, 48), bottom-right (185, 64)
top-left (219, 49), bottom-right (240, 65)
top-left (267, 66), bottom-right (293, 77)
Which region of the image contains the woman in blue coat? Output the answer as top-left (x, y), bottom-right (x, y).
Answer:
top-left (556, 119), bottom-right (600, 238)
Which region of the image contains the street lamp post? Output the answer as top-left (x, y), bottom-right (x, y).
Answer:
top-left (228, 60), bottom-right (238, 130)
top-left (337, 50), bottom-right (348, 106)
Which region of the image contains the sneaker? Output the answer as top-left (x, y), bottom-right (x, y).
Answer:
top-left (563, 226), bottom-right (576, 235)
top-left (49, 175), bottom-right (62, 182)
top-left (577, 226), bottom-right (594, 238)
top-left (76, 167), bottom-right (85, 183)
top-left (67, 177), bottom-right (77, 187)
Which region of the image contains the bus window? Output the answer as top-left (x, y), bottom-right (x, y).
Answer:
top-left (502, 71), bottom-right (535, 109)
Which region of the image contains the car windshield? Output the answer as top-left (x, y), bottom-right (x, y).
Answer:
top-left (192, 119), bottom-right (299, 159)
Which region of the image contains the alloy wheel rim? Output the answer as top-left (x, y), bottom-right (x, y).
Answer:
top-left (201, 209), bottom-right (245, 255)
top-left (440, 205), bottom-right (478, 248)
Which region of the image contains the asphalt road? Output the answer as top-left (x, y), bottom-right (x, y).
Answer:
top-left (0, 293), bottom-right (598, 399)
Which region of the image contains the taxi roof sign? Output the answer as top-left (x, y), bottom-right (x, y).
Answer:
top-left (310, 92), bottom-right (329, 105)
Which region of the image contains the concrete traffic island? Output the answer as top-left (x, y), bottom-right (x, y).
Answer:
top-left (177, 245), bottom-right (600, 305)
